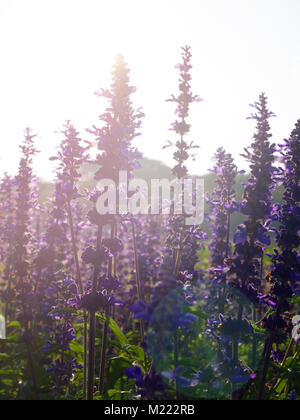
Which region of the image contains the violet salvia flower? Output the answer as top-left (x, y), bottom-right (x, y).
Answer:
top-left (224, 94), bottom-right (276, 400)
top-left (47, 358), bottom-right (83, 391)
top-left (229, 93), bottom-right (277, 300)
top-left (39, 121), bottom-right (88, 282)
top-left (14, 129), bottom-right (38, 288)
top-left (13, 129), bottom-right (39, 324)
top-left (85, 54), bottom-right (144, 399)
top-left (0, 174), bottom-right (15, 260)
top-left (88, 53), bottom-right (143, 185)
top-left (207, 148), bottom-right (238, 273)
top-left (0, 174), bottom-right (16, 319)
top-left (33, 121), bottom-right (90, 398)
top-left (86, 52), bottom-right (144, 293)
top-left (52, 120), bottom-right (89, 203)
top-left (165, 45), bottom-right (202, 179)
top-left (260, 120), bottom-right (300, 386)
top-left (125, 364), bottom-right (164, 399)
top-left (286, 390), bottom-right (298, 401)
top-left (43, 274), bottom-right (82, 393)
top-left (52, 121), bottom-right (90, 397)
top-left (205, 148), bottom-right (238, 314)
top-left (12, 128), bottom-right (39, 395)
top-left (163, 47), bottom-right (205, 282)
top-left (241, 93), bottom-right (277, 221)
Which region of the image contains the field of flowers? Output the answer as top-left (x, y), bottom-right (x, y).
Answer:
top-left (0, 46), bottom-right (299, 401)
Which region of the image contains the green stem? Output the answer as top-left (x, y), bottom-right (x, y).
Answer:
top-left (257, 334), bottom-right (273, 400)
top-left (83, 312), bottom-right (88, 400)
top-left (87, 226), bottom-right (102, 401)
top-left (132, 222), bottom-right (145, 344)
top-left (252, 307), bottom-right (258, 367)
top-left (257, 302), bottom-right (283, 400)
top-left (174, 328), bottom-right (180, 400)
top-left (98, 223), bottom-right (115, 394)
top-left (87, 311), bottom-right (96, 401)
top-left (174, 248), bottom-right (182, 279)
top-left (18, 269), bottom-right (38, 398)
top-left (269, 337), bottom-right (294, 394)
top-left (99, 306), bottom-right (110, 394)
top-left (231, 303), bottom-right (243, 400)
top-left (66, 199), bottom-right (88, 400)
top-left (220, 212), bottom-right (231, 313)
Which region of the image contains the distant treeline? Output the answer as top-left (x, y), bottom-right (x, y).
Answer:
top-left (38, 157), bottom-right (283, 237)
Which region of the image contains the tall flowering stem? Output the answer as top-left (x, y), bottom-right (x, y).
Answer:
top-left (165, 46), bottom-right (204, 400)
top-left (14, 128), bottom-right (39, 396)
top-left (258, 120), bottom-right (300, 399)
top-left (51, 121), bottom-right (89, 399)
top-left (165, 46), bottom-right (204, 278)
top-left (228, 93), bottom-right (276, 398)
top-left (0, 174), bottom-right (16, 320)
top-left (229, 93), bottom-right (276, 301)
top-left (166, 45), bottom-right (202, 179)
top-left (207, 148), bottom-right (238, 312)
top-left (86, 54), bottom-right (144, 399)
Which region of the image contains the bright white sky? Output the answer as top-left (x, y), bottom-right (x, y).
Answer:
top-left (0, 0), bottom-right (300, 180)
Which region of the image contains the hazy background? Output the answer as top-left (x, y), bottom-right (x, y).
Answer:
top-left (0, 0), bottom-right (300, 180)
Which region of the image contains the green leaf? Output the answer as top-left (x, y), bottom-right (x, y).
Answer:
top-left (107, 389), bottom-right (132, 400)
top-left (182, 306), bottom-right (208, 320)
top-left (124, 345), bottom-right (145, 363)
top-left (250, 322), bottom-right (266, 335)
top-left (6, 321), bottom-right (21, 328)
top-left (289, 295), bottom-right (300, 304)
top-left (69, 341), bottom-right (84, 354)
top-left (275, 378), bottom-right (288, 394)
top-left (108, 318), bottom-right (128, 347)
top-left (97, 314), bottom-right (128, 347)
top-left (0, 369), bottom-right (15, 376)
